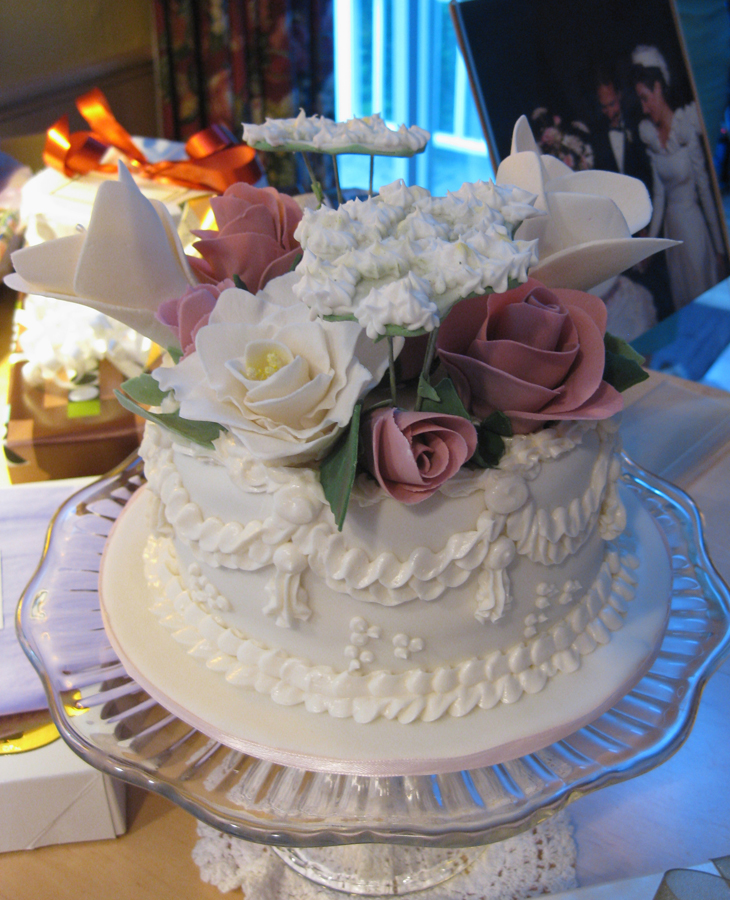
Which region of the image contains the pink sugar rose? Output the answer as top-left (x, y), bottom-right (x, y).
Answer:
top-left (188, 183), bottom-right (303, 293)
top-left (364, 408), bottom-right (478, 504)
top-left (436, 278), bottom-right (622, 434)
top-left (156, 279), bottom-right (234, 357)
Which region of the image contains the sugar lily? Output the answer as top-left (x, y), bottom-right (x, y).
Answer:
top-left (496, 116), bottom-right (676, 290)
top-left (5, 162), bottom-right (197, 350)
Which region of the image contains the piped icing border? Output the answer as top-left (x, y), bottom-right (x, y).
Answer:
top-left (141, 418), bottom-right (626, 626)
top-left (144, 531), bottom-right (639, 725)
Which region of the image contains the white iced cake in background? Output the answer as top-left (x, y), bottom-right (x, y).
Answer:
top-left (6, 115), bottom-right (676, 733)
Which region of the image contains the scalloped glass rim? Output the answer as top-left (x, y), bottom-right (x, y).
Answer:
top-left (15, 452), bottom-right (730, 848)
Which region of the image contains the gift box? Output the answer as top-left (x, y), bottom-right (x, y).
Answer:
top-left (4, 357), bottom-right (143, 484)
top-left (19, 93), bottom-right (265, 246)
top-left (0, 731), bottom-right (127, 853)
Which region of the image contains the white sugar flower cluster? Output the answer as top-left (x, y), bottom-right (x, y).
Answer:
top-left (292, 179), bottom-right (541, 338)
top-left (243, 111), bottom-right (429, 155)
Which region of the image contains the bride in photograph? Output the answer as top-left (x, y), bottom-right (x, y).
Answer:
top-left (632, 44), bottom-right (726, 310)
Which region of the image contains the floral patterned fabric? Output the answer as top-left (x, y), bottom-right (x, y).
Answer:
top-left (153, 0), bottom-right (334, 190)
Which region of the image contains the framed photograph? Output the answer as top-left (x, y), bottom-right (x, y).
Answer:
top-left (451, 0), bottom-right (730, 332)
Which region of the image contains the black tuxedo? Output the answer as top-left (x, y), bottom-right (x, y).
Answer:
top-left (592, 116), bottom-right (653, 193)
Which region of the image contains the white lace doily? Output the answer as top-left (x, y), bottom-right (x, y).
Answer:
top-left (192, 811), bottom-right (577, 899)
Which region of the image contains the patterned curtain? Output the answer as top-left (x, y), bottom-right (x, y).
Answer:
top-left (153, 0), bottom-right (334, 191)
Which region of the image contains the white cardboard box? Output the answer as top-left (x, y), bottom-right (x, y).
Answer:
top-left (0, 737), bottom-right (126, 852)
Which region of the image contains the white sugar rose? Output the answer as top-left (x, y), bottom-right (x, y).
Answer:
top-left (153, 279), bottom-right (394, 465)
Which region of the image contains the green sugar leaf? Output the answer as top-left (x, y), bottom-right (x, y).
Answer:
top-left (482, 410), bottom-right (513, 437)
top-left (472, 429), bottom-right (505, 469)
top-left (605, 332), bottom-right (646, 365)
top-left (120, 373), bottom-right (169, 407)
top-left (114, 390), bottom-right (223, 449)
top-left (472, 412), bottom-right (513, 468)
top-left (166, 345), bottom-right (183, 364)
top-left (323, 313), bottom-right (358, 323)
top-left (374, 324), bottom-right (429, 341)
top-left (604, 350), bottom-right (650, 393)
top-left (417, 375), bottom-right (441, 403)
top-left (420, 378), bottom-right (470, 419)
top-left (319, 401), bottom-right (362, 531)
top-left (603, 333), bottom-right (649, 393)
top-left (248, 140), bottom-right (427, 158)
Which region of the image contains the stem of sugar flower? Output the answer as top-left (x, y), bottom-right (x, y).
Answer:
top-left (414, 326), bottom-right (440, 412)
top-left (388, 336), bottom-right (397, 406)
top-left (332, 154), bottom-right (344, 206)
top-left (300, 152), bottom-right (324, 206)
top-left (368, 155), bottom-right (374, 197)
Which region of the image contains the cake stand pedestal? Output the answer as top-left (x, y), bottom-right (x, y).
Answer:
top-left (15, 454), bottom-right (730, 896)
top-left (271, 843), bottom-right (487, 895)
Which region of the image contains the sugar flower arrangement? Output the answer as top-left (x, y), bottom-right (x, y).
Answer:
top-left (6, 115), bottom-right (675, 527)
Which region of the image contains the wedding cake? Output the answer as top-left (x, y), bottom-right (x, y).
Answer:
top-left (6, 115), bottom-right (675, 732)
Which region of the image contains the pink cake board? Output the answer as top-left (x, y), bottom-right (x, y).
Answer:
top-left (99, 486), bottom-right (671, 776)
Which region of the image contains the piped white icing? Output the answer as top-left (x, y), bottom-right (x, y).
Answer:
top-left (242, 111), bottom-right (430, 155)
top-left (141, 417), bottom-right (625, 627)
top-left (292, 179), bottom-right (541, 335)
top-left (144, 530), bottom-right (639, 724)
top-left (139, 410), bottom-right (633, 724)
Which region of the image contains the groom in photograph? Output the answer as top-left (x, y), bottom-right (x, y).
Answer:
top-left (592, 64), bottom-right (673, 320)
top-left (593, 66), bottom-right (653, 192)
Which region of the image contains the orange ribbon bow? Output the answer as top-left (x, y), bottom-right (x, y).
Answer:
top-left (43, 88), bottom-right (264, 194)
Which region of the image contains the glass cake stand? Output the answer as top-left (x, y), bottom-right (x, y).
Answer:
top-left (15, 453), bottom-right (730, 896)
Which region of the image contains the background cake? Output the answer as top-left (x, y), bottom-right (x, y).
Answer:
top-left (6, 115), bottom-right (676, 736)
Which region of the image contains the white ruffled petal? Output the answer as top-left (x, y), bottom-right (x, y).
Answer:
top-left (526, 191), bottom-right (631, 260)
top-left (544, 170), bottom-right (652, 234)
top-left (155, 298), bottom-right (388, 466)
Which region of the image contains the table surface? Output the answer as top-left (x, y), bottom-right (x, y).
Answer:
top-left (2, 290), bottom-right (730, 897)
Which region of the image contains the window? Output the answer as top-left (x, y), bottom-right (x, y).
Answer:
top-left (334, 0), bottom-right (493, 195)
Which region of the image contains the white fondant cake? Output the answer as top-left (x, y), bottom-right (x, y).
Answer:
top-left (7, 113), bottom-right (671, 741)
top-left (139, 413), bottom-right (638, 725)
